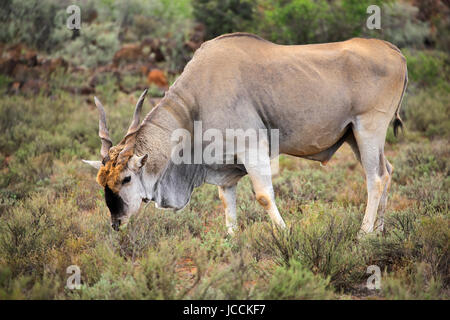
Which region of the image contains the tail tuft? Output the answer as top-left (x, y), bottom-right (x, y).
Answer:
top-left (393, 117), bottom-right (403, 137)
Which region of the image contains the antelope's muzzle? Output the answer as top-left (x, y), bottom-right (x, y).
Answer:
top-left (104, 185), bottom-right (125, 231)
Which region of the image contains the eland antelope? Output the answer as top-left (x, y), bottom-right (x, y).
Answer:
top-left (83, 33), bottom-right (407, 234)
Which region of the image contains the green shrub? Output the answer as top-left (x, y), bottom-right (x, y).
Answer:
top-left (363, 211), bottom-right (416, 273)
top-left (252, 208), bottom-right (365, 289)
top-left (260, 0), bottom-right (332, 44)
top-left (273, 167), bottom-right (349, 204)
top-left (393, 142), bottom-right (448, 183)
top-left (0, 75), bottom-right (13, 93)
top-left (0, 198), bottom-right (55, 276)
top-left (125, 0), bottom-right (194, 71)
top-left (114, 206), bottom-right (204, 260)
top-left (0, 0), bottom-right (65, 52)
top-left (53, 22), bottom-right (120, 68)
top-left (403, 88), bottom-right (450, 138)
top-left (1, 0), bottom-right (194, 70)
top-left (434, 10), bottom-right (450, 53)
top-left (0, 93), bottom-right (98, 200)
top-left (401, 174), bottom-right (449, 214)
top-left (188, 249), bottom-right (257, 299)
top-left (405, 50), bottom-right (449, 88)
top-left (364, 191), bottom-right (449, 285)
top-left (414, 215), bottom-right (449, 284)
top-left (382, 263), bottom-right (447, 299)
top-left (258, 259), bottom-right (333, 299)
top-left (75, 241), bottom-right (188, 299)
top-left (110, 0), bottom-right (193, 40)
top-left (192, 0), bottom-right (255, 39)
top-left (366, 141), bottom-right (449, 282)
top-left (0, 267), bottom-right (62, 300)
top-left (0, 191), bottom-right (88, 278)
top-left (382, 2), bottom-right (430, 48)
top-left (257, 0), bottom-right (385, 45)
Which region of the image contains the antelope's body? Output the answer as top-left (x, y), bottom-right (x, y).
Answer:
top-left (84, 33), bottom-right (408, 234)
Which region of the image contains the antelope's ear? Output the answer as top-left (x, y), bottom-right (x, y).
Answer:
top-left (82, 160), bottom-right (102, 170)
top-left (128, 154), bottom-right (148, 171)
top-left (138, 154), bottom-right (148, 168)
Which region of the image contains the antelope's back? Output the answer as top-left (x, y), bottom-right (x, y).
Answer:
top-left (170, 34), bottom-right (407, 154)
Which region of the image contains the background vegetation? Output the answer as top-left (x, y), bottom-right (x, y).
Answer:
top-left (0, 0), bottom-right (448, 299)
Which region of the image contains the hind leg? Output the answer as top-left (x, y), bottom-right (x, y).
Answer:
top-left (218, 185), bottom-right (237, 235)
top-left (352, 121), bottom-right (391, 234)
top-left (375, 159), bottom-right (393, 232)
top-left (347, 133), bottom-right (393, 230)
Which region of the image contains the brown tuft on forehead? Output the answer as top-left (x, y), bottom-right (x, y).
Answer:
top-left (96, 144), bottom-right (134, 193)
top-left (93, 89), bottom-right (149, 193)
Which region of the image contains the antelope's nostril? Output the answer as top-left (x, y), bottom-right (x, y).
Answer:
top-left (143, 197), bottom-right (150, 203)
top-left (111, 219), bottom-right (121, 231)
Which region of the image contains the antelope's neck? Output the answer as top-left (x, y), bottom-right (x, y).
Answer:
top-left (134, 92), bottom-right (194, 173)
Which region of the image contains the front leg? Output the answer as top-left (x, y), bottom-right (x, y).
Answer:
top-left (246, 163), bottom-right (286, 229)
top-left (218, 185), bottom-right (237, 235)
top-left (238, 145), bottom-right (286, 229)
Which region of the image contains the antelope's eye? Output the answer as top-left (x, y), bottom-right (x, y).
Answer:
top-left (122, 176), bottom-right (131, 185)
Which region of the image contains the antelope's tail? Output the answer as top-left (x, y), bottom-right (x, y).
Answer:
top-left (393, 67), bottom-right (408, 137)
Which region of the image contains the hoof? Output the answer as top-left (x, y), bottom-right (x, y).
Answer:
top-left (357, 228), bottom-right (370, 240)
top-left (277, 220), bottom-right (287, 229)
top-left (226, 225), bottom-right (237, 237)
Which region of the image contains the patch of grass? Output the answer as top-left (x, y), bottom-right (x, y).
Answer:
top-left (404, 88), bottom-right (450, 139)
top-left (382, 263), bottom-right (448, 300)
top-left (251, 206), bottom-right (365, 290)
top-left (73, 241), bottom-right (192, 299)
top-left (257, 259), bottom-right (334, 299)
top-left (404, 50), bottom-right (449, 89)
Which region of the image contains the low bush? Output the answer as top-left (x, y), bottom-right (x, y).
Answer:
top-left (403, 88), bottom-right (450, 138)
top-left (53, 22), bottom-right (120, 68)
top-left (382, 2), bottom-right (430, 49)
top-left (382, 262), bottom-right (448, 299)
top-left (252, 207), bottom-right (365, 290)
top-left (0, 191), bottom-right (89, 278)
top-left (192, 0), bottom-right (255, 39)
top-left (115, 206), bottom-right (204, 260)
top-left (74, 241), bottom-right (190, 299)
top-left (364, 195), bottom-right (449, 286)
top-left (188, 248), bottom-right (257, 299)
top-left (0, 267), bottom-right (62, 300)
top-left (0, 0), bottom-right (65, 52)
top-left (404, 50), bottom-right (449, 88)
top-left (393, 142), bottom-right (448, 183)
top-left (258, 259), bottom-right (334, 299)
top-left (0, 92), bottom-right (98, 200)
top-left (256, 0), bottom-right (385, 45)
